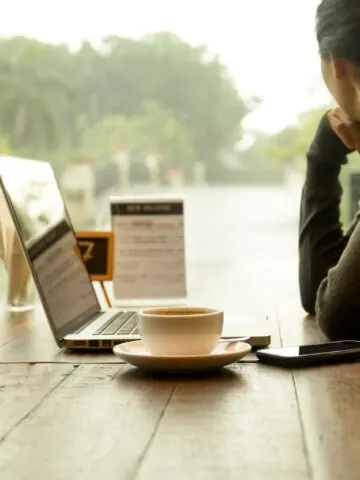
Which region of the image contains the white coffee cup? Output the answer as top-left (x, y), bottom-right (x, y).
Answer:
top-left (138, 305), bottom-right (224, 356)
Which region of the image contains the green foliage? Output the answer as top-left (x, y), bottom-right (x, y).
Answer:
top-left (0, 32), bottom-right (328, 182)
top-left (248, 106), bottom-right (330, 168)
top-left (127, 101), bottom-right (196, 172)
top-left (75, 32), bottom-right (247, 168)
top-left (81, 116), bottom-right (129, 160)
top-left (81, 101), bottom-right (196, 176)
top-left (0, 135), bottom-right (13, 155)
top-left (0, 33), bottom-right (248, 174)
top-left (0, 37), bottom-right (74, 155)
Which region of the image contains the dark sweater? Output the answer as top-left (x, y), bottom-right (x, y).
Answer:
top-left (299, 113), bottom-right (360, 340)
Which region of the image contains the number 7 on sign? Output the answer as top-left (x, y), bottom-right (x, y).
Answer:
top-left (77, 241), bottom-right (95, 262)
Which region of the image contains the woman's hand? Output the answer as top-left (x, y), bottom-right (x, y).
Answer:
top-left (327, 107), bottom-right (360, 152)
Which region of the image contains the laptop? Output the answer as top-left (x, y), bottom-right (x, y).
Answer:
top-left (0, 155), bottom-right (271, 349)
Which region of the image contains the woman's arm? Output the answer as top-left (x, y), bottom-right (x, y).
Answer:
top-left (299, 113), bottom-right (354, 315)
top-left (316, 220), bottom-right (360, 340)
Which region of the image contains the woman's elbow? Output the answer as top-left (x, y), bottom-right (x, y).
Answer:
top-left (299, 283), bottom-right (316, 315)
top-left (316, 289), bottom-right (360, 341)
top-left (316, 309), bottom-right (346, 341)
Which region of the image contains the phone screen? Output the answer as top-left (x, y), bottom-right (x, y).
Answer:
top-left (270, 341), bottom-right (360, 357)
top-left (299, 341), bottom-right (359, 355)
top-left (257, 341), bottom-right (360, 368)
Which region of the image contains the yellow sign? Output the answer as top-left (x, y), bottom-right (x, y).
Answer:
top-left (75, 231), bottom-right (114, 281)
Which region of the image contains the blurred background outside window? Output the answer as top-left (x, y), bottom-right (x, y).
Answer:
top-left (1, 0), bottom-right (356, 311)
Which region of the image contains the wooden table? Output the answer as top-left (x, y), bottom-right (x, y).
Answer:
top-left (2, 294), bottom-right (360, 480)
top-left (2, 187), bottom-right (360, 479)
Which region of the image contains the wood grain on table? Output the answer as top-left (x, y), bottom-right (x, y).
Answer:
top-left (0, 363), bottom-right (309, 480)
top-left (276, 296), bottom-right (360, 480)
top-left (2, 185), bottom-right (360, 479)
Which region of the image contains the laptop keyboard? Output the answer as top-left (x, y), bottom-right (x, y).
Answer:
top-left (93, 311), bottom-right (139, 336)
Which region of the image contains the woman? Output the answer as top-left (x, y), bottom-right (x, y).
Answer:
top-left (299, 0), bottom-right (360, 339)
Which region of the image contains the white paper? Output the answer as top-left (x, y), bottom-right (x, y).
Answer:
top-left (111, 198), bottom-right (187, 300)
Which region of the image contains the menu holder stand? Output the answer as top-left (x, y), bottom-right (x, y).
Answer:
top-left (109, 196), bottom-right (187, 301)
top-left (75, 231), bottom-right (114, 308)
top-left (99, 281), bottom-right (111, 308)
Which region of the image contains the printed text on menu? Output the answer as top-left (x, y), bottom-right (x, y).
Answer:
top-left (111, 201), bottom-right (186, 299)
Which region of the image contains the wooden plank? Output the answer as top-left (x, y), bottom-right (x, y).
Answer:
top-left (0, 325), bottom-right (119, 364)
top-left (276, 295), bottom-right (326, 347)
top-left (277, 293), bottom-right (360, 479)
top-left (0, 298), bottom-right (123, 363)
top-left (294, 363), bottom-right (360, 480)
top-left (0, 364), bottom-right (174, 480)
top-left (0, 363), bottom-right (308, 480)
top-left (0, 309), bottom-right (37, 347)
top-left (0, 305), bottom-right (128, 363)
top-left (0, 364), bottom-right (74, 440)
top-left (135, 364), bottom-right (309, 480)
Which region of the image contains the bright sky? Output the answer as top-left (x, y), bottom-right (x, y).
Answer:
top-left (1, 0), bottom-right (330, 133)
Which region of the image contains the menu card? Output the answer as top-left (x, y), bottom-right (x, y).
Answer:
top-left (110, 197), bottom-right (187, 300)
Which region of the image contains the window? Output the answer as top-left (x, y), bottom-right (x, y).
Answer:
top-left (0, 0), bottom-right (334, 310)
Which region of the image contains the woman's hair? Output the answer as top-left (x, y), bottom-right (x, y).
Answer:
top-left (316, 0), bottom-right (360, 68)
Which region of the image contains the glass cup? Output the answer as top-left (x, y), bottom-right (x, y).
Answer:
top-left (6, 253), bottom-right (36, 312)
top-left (2, 227), bottom-right (36, 312)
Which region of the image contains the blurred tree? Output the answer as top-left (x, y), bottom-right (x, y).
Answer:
top-left (0, 33), bottom-right (252, 176)
top-left (0, 37), bottom-right (74, 154)
top-left (81, 115), bottom-right (129, 160)
top-left (128, 101), bottom-right (196, 175)
top-left (247, 107), bottom-right (330, 168)
top-left (81, 101), bottom-right (196, 176)
top-left (74, 33), bottom-right (248, 168)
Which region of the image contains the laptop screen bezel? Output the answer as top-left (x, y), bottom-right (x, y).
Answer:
top-left (0, 163), bottom-right (102, 346)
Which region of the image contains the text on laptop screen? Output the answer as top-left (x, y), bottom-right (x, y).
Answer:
top-left (0, 156), bottom-right (100, 336)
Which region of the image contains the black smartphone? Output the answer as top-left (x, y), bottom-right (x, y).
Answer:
top-left (256, 340), bottom-right (360, 368)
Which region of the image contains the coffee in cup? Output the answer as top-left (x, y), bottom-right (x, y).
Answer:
top-left (138, 306), bottom-right (223, 356)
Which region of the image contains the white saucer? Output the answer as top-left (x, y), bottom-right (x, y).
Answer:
top-left (113, 340), bottom-right (252, 373)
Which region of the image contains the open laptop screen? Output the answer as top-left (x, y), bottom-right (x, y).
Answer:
top-left (0, 155), bottom-right (100, 341)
